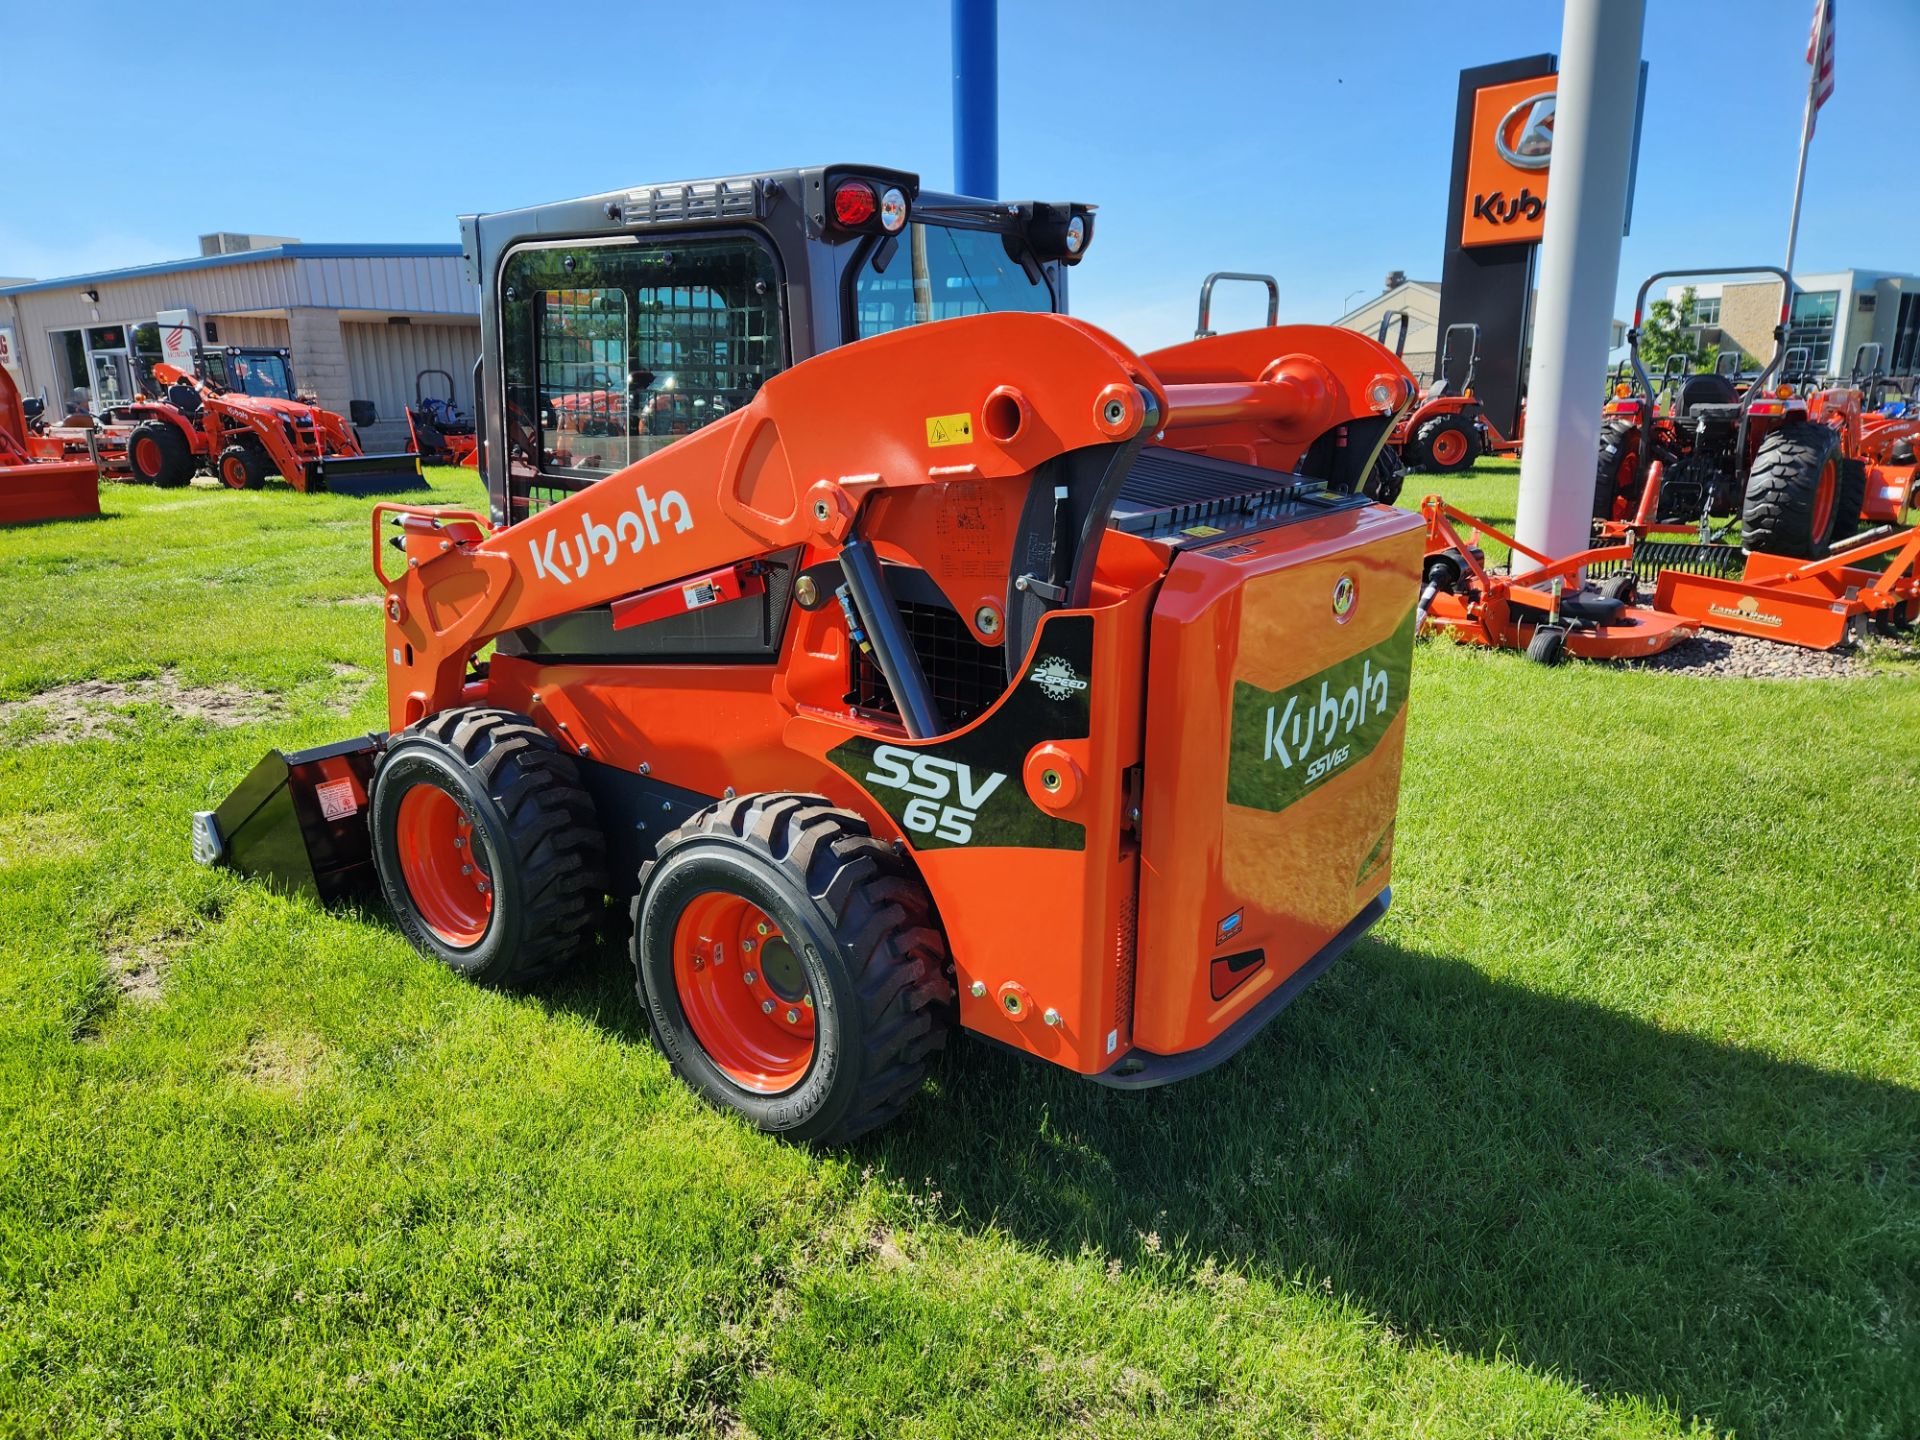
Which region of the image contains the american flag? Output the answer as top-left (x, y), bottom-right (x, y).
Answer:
top-left (1806, 0), bottom-right (1836, 133)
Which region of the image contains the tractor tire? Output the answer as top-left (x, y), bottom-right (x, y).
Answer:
top-left (126, 421), bottom-right (193, 488)
top-left (1415, 414), bottom-right (1477, 474)
top-left (216, 443), bottom-right (268, 490)
top-left (633, 794), bottom-right (953, 1145)
top-left (370, 707), bottom-right (606, 986)
top-left (1830, 457), bottom-right (1868, 542)
top-left (1742, 422), bottom-right (1846, 559)
top-left (1526, 625), bottom-right (1568, 666)
top-left (1363, 443), bottom-right (1407, 505)
top-left (1593, 420), bottom-right (1641, 523)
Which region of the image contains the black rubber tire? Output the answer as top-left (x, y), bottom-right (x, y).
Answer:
top-left (1594, 420), bottom-right (1641, 522)
top-left (633, 794), bottom-right (953, 1145)
top-left (1526, 625), bottom-right (1568, 666)
top-left (370, 707), bottom-right (606, 986)
top-left (125, 421), bottom-right (194, 488)
top-left (1742, 422), bottom-right (1846, 559)
top-left (1414, 414), bottom-right (1477, 474)
top-left (1363, 443), bottom-right (1407, 505)
top-left (1596, 572), bottom-right (1638, 605)
top-left (216, 443), bottom-right (268, 490)
top-left (1830, 457), bottom-right (1868, 543)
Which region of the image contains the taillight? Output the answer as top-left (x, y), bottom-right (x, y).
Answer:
top-left (878, 186), bottom-right (908, 233)
top-left (833, 181), bottom-right (878, 227)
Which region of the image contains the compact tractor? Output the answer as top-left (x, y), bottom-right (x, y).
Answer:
top-left (196, 164), bottom-right (1425, 1143)
top-left (1378, 318), bottom-right (1519, 474)
top-left (407, 368), bottom-right (479, 467)
top-left (120, 340), bottom-right (424, 494)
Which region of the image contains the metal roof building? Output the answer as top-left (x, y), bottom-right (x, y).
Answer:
top-left (0, 237), bottom-right (479, 442)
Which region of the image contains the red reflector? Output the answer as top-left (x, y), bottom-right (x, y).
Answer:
top-left (833, 181), bottom-right (877, 227)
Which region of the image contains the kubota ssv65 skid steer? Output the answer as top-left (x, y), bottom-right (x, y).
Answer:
top-left (196, 165), bottom-right (1425, 1142)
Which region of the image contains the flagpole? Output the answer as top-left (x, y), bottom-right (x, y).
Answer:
top-left (1785, 0), bottom-right (1828, 277)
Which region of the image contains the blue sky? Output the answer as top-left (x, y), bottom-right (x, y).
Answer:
top-left (6, 0), bottom-right (1913, 348)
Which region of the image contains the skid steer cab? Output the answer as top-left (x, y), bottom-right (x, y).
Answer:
top-left (196, 164), bottom-right (1425, 1143)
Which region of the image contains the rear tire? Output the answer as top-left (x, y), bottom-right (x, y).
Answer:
top-left (125, 421), bottom-right (193, 488)
top-left (1415, 414), bottom-right (1477, 474)
top-left (370, 707), bottom-right (605, 986)
top-left (1594, 420), bottom-right (1641, 523)
top-left (1830, 457), bottom-right (1867, 542)
top-left (1742, 422), bottom-right (1845, 559)
top-left (1363, 443), bottom-right (1406, 504)
top-left (633, 794), bottom-right (952, 1145)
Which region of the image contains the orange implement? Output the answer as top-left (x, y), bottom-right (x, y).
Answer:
top-left (1655, 525), bottom-right (1920, 649)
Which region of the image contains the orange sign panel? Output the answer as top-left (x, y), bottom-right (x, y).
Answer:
top-left (1460, 74), bottom-right (1556, 248)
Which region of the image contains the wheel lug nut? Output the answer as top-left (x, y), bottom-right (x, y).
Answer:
top-left (743, 970), bottom-right (758, 986)
top-left (461, 864), bottom-right (473, 875)
top-left (756, 922), bottom-right (770, 936)
top-left (741, 939), bottom-right (755, 953)
top-left (802, 993), bottom-right (812, 1008)
top-left (969, 981), bottom-right (987, 998)
top-left (761, 1000), bottom-right (775, 1015)
top-left (453, 837), bottom-right (464, 848)
top-left (785, 1009), bottom-right (799, 1023)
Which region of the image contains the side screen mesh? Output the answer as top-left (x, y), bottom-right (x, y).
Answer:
top-left (499, 236), bottom-right (782, 521)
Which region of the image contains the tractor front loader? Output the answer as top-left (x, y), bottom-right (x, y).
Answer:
top-left (196, 165), bottom-right (1423, 1142)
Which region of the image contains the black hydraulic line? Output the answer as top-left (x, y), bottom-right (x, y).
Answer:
top-left (837, 530), bottom-right (944, 740)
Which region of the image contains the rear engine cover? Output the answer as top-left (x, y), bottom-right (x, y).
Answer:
top-left (1133, 502), bottom-right (1422, 1059)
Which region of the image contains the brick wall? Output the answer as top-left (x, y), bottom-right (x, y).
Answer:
top-left (1717, 281), bottom-right (1783, 366)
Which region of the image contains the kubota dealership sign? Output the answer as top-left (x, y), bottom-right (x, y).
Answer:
top-left (1460, 74), bottom-right (1557, 248)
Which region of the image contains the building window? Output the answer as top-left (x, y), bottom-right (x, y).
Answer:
top-left (1786, 289), bottom-right (1839, 374)
top-left (500, 235), bottom-right (783, 509)
top-left (1692, 296), bottom-right (1720, 327)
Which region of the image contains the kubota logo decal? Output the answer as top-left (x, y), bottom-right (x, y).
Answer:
top-left (1472, 187), bottom-right (1545, 228)
top-left (1494, 93), bottom-right (1555, 170)
top-left (528, 483), bottom-right (694, 586)
top-left (1332, 574), bottom-right (1357, 622)
top-left (1226, 611), bottom-right (1414, 814)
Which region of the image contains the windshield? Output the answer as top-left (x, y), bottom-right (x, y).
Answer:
top-left (853, 224), bottom-right (1054, 339)
top-left (227, 353), bottom-right (293, 398)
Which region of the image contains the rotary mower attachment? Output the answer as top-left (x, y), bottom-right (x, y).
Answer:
top-left (1416, 496), bottom-right (1697, 664)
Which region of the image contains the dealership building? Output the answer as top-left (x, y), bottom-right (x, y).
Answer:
top-left (0, 233), bottom-right (479, 442)
top-left (1664, 268), bottom-right (1920, 378)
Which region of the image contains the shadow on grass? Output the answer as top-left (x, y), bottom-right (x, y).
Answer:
top-left (540, 934), bottom-right (1915, 1436)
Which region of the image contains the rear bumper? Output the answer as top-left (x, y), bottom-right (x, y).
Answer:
top-left (1091, 888), bottom-right (1387, 1089)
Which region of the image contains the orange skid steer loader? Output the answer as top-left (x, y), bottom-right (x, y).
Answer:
top-left (196, 166), bottom-right (1424, 1142)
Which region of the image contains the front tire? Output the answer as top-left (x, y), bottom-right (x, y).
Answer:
top-left (1594, 420), bottom-right (1641, 523)
top-left (633, 794), bottom-right (952, 1145)
top-left (1742, 422), bottom-right (1845, 558)
top-left (370, 708), bottom-right (605, 985)
top-left (217, 443), bottom-right (268, 490)
top-left (125, 421), bottom-right (193, 488)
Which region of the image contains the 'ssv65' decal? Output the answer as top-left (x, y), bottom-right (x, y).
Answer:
top-left (862, 745), bottom-right (1008, 845)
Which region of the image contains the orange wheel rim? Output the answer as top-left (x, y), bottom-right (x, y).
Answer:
top-left (395, 784), bottom-right (493, 947)
top-left (1431, 429), bottom-right (1468, 465)
top-left (221, 455), bottom-right (248, 488)
top-left (135, 436), bottom-right (161, 474)
top-left (1812, 458), bottom-right (1837, 537)
top-left (672, 893), bottom-right (815, 1094)
top-left (1614, 452), bottom-right (1638, 521)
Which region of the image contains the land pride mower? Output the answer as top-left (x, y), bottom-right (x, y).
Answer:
top-left (120, 341), bottom-right (424, 494)
top-left (195, 164), bottom-right (1425, 1143)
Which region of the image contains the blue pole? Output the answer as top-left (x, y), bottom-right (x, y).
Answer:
top-left (952, 0), bottom-right (997, 199)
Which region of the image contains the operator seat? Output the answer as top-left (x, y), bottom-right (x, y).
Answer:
top-left (168, 382), bottom-right (203, 417)
top-left (1679, 373), bottom-right (1741, 422)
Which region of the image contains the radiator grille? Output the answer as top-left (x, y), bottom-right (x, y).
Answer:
top-left (1113, 889), bottom-right (1137, 1050)
top-left (850, 602), bottom-right (1005, 728)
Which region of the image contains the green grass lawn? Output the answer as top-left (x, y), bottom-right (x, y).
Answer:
top-left (1, 466), bottom-right (1915, 1438)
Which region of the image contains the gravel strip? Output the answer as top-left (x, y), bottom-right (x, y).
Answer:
top-left (1620, 631), bottom-right (1874, 679)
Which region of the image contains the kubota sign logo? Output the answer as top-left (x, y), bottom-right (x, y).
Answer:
top-left (1461, 74), bottom-right (1557, 249)
top-left (1226, 612), bottom-right (1414, 814)
top-left (528, 483), bottom-right (694, 586)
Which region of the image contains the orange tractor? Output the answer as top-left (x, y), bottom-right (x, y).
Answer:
top-left (1376, 318), bottom-right (1521, 474)
top-left (120, 340), bottom-right (424, 494)
top-left (197, 163), bottom-right (1424, 1142)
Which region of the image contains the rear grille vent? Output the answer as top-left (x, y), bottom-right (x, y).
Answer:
top-left (1113, 890), bottom-right (1137, 1049)
top-left (850, 602), bottom-right (1006, 729)
top-left (621, 180), bottom-right (761, 226)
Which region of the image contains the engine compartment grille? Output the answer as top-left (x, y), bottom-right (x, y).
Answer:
top-left (850, 601), bottom-right (1006, 729)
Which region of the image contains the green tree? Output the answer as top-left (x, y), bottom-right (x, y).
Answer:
top-left (1638, 285), bottom-right (1721, 378)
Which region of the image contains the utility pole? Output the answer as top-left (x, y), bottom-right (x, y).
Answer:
top-left (952, 0), bottom-right (998, 199)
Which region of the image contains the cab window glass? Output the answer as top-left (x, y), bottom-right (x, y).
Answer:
top-left (853, 225), bottom-right (1053, 338)
top-left (502, 237), bottom-right (781, 500)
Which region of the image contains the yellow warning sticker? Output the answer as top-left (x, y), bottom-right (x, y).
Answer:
top-left (1182, 524), bottom-right (1226, 538)
top-left (925, 412), bottom-right (974, 447)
